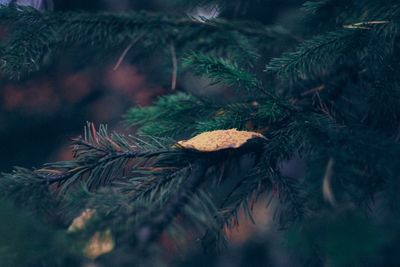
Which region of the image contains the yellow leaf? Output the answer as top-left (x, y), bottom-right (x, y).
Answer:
top-left (177, 129), bottom-right (266, 152)
top-left (67, 209), bottom-right (95, 233)
top-left (84, 230), bottom-right (114, 259)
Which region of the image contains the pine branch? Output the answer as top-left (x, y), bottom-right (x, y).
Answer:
top-left (4, 123), bottom-right (174, 198)
top-left (302, 0), bottom-right (334, 14)
top-left (125, 92), bottom-right (215, 137)
top-left (266, 29), bottom-right (366, 81)
top-left (195, 100), bottom-right (289, 132)
top-left (0, 124), bottom-right (179, 220)
top-left (182, 52), bottom-right (260, 91)
top-left (126, 92), bottom-right (291, 137)
top-left (0, 6), bottom-right (290, 77)
top-left (136, 161), bottom-right (208, 247)
top-left (0, 167), bottom-right (57, 214)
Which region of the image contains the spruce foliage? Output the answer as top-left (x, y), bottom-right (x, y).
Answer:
top-left (1, 0), bottom-right (400, 266)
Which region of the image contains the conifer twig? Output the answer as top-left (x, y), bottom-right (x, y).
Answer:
top-left (113, 35), bottom-right (143, 71)
top-left (137, 161), bottom-right (208, 247)
top-left (37, 149), bottom-right (171, 184)
top-left (322, 157), bottom-right (336, 206)
top-left (170, 43), bottom-right (178, 90)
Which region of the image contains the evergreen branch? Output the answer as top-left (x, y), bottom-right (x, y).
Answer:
top-left (182, 52), bottom-right (296, 109)
top-left (136, 161), bottom-right (208, 247)
top-left (32, 123), bottom-right (174, 192)
top-left (0, 6), bottom-right (290, 76)
top-left (125, 93), bottom-right (215, 137)
top-left (301, 0), bottom-right (400, 33)
top-left (61, 166), bottom-right (192, 227)
top-left (302, 0), bottom-right (333, 14)
top-left (182, 189), bottom-right (221, 236)
top-left (266, 29), bottom-right (365, 81)
top-left (37, 150), bottom-right (169, 184)
top-left (182, 52), bottom-right (260, 90)
top-left (301, 0), bottom-right (354, 16)
top-left (126, 92), bottom-right (291, 137)
top-left (195, 100), bottom-right (289, 132)
top-left (271, 174), bottom-right (308, 227)
top-left (201, 153), bottom-right (307, 250)
top-left (0, 167), bottom-right (57, 214)
top-left (212, 165), bottom-right (270, 236)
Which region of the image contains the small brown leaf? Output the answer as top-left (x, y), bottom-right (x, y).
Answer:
top-left (177, 129), bottom-right (266, 152)
top-left (68, 209), bottom-right (95, 233)
top-left (84, 230), bottom-right (114, 259)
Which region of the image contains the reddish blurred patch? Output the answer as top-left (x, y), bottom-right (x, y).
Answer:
top-left (0, 62), bottom-right (165, 168)
top-left (104, 63), bottom-right (165, 105)
top-left (3, 80), bottom-right (60, 112)
top-left (62, 71), bottom-right (93, 103)
top-left (224, 198), bottom-right (272, 245)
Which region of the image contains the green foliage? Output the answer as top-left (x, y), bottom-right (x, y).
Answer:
top-left (125, 93), bottom-right (214, 137)
top-left (126, 92), bottom-right (289, 136)
top-left (0, 201), bottom-right (81, 267)
top-left (183, 52), bottom-right (260, 90)
top-left (195, 100), bottom-right (288, 132)
top-left (0, 5), bottom-right (287, 79)
top-left (1, 0), bottom-right (400, 266)
top-left (0, 167), bottom-right (56, 215)
top-left (266, 29), bottom-right (365, 81)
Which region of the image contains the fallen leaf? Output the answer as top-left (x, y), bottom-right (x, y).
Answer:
top-left (84, 230), bottom-right (114, 259)
top-left (177, 129), bottom-right (266, 152)
top-left (68, 209), bottom-right (95, 233)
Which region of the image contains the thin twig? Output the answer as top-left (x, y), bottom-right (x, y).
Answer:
top-left (113, 35), bottom-right (142, 71)
top-left (170, 43), bottom-right (178, 90)
top-left (301, 84), bottom-right (325, 96)
top-left (322, 157), bottom-right (336, 207)
top-left (343, 20), bottom-right (390, 29)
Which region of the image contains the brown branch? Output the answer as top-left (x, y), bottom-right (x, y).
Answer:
top-left (322, 157), bottom-right (336, 206)
top-left (113, 35), bottom-right (143, 71)
top-left (301, 84), bottom-right (325, 96)
top-left (170, 43), bottom-right (178, 91)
